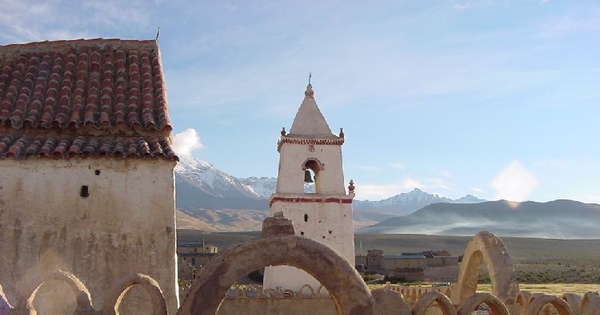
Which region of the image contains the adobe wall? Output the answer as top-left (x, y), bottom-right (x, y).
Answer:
top-left (217, 298), bottom-right (337, 315)
top-left (0, 158), bottom-right (178, 314)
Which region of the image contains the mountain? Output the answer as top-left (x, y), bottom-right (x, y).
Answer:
top-left (353, 188), bottom-right (486, 219)
top-left (173, 155), bottom-right (487, 231)
top-left (175, 155), bottom-right (270, 211)
top-left (358, 200), bottom-right (600, 239)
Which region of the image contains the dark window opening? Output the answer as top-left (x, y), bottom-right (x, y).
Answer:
top-left (304, 214), bottom-right (308, 222)
top-left (95, 169), bottom-right (101, 176)
top-left (80, 185), bottom-right (89, 198)
top-left (300, 231), bottom-right (305, 236)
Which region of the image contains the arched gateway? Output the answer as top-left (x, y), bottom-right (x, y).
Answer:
top-left (177, 234), bottom-right (377, 315)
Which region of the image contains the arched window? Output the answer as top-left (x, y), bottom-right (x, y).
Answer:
top-left (302, 158), bottom-right (323, 194)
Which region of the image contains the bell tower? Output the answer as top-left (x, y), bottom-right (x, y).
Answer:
top-left (263, 84), bottom-right (355, 291)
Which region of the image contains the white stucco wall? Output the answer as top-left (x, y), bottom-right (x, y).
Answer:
top-left (276, 143), bottom-right (346, 195)
top-left (0, 158), bottom-right (177, 314)
top-left (264, 195), bottom-right (355, 291)
top-left (265, 140), bottom-right (355, 291)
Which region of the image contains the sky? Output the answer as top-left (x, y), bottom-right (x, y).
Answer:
top-left (1, 0), bottom-right (599, 203)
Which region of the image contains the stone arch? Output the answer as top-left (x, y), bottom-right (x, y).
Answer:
top-left (177, 235), bottom-right (376, 315)
top-left (457, 292), bottom-right (511, 315)
top-left (20, 270), bottom-right (94, 314)
top-left (581, 292), bottom-right (600, 315)
top-left (453, 231), bottom-right (520, 305)
top-left (525, 295), bottom-right (574, 315)
top-left (0, 282), bottom-right (12, 311)
top-left (103, 273), bottom-right (167, 315)
top-left (562, 293), bottom-right (582, 314)
top-left (516, 291), bottom-right (535, 314)
top-left (412, 291), bottom-right (457, 315)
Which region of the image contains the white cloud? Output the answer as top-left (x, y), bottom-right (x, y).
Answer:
top-left (491, 161), bottom-right (539, 202)
top-left (172, 128), bottom-right (203, 156)
top-left (389, 162), bottom-right (406, 170)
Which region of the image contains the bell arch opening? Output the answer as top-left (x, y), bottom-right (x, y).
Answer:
top-left (302, 158), bottom-right (323, 194)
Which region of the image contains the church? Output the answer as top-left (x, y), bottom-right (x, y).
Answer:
top-left (263, 83), bottom-right (356, 291)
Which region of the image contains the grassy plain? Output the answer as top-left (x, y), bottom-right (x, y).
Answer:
top-left (178, 231), bottom-right (600, 286)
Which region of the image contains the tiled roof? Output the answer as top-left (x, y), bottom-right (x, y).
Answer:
top-left (0, 38), bottom-right (177, 160)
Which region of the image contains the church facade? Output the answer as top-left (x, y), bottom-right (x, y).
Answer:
top-left (263, 84), bottom-right (355, 291)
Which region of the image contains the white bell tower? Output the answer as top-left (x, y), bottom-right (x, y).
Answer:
top-left (263, 84), bottom-right (355, 291)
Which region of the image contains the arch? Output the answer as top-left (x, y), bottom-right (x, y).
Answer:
top-left (0, 282), bottom-right (13, 311)
top-left (581, 292), bottom-right (600, 315)
top-left (453, 231), bottom-right (520, 305)
top-left (103, 273), bottom-right (167, 315)
top-left (20, 270), bottom-right (94, 314)
top-left (457, 293), bottom-right (511, 315)
top-left (412, 291), bottom-right (457, 315)
top-left (525, 295), bottom-right (574, 315)
top-left (562, 293), bottom-right (582, 315)
top-left (516, 291), bottom-right (535, 314)
top-left (302, 158), bottom-right (324, 193)
top-left (177, 235), bottom-right (376, 315)
top-left (370, 288), bottom-right (412, 315)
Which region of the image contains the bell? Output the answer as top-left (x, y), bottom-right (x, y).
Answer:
top-left (304, 170), bottom-right (314, 183)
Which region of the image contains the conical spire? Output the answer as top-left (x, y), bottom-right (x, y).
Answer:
top-left (288, 84), bottom-right (335, 137)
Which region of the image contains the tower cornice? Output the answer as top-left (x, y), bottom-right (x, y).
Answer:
top-left (277, 135), bottom-right (344, 152)
top-left (269, 192), bottom-right (355, 207)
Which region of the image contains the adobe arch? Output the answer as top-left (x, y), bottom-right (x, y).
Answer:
top-left (412, 291), bottom-right (457, 315)
top-left (19, 270), bottom-right (94, 314)
top-left (0, 282), bottom-right (12, 312)
top-left (102, 273), bottom-right (167, 315)
top-left (453, 231), bottom-right (520, 306)
top-left (177, 235), bottom-right (376, 315)
top-left (525, 295), bottom-right (574, 315)
top-left (457, 293), bottom-right (510, 315)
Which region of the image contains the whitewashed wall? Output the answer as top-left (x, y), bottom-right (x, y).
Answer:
top-left (0, 158), bottom-right (177, 314)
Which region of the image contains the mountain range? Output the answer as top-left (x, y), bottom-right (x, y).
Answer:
top-left (358, 200), bottom-right (600, 239)
top-left (174, 155), bottom-right (600, 239)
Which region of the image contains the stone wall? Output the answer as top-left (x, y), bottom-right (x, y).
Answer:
top-left (0, 158), bottom-right (178, 314)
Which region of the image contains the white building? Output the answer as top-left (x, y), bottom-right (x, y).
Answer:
top-left (0, 39), bottom-right (179, 314)
top-left (263, 84), bottom-right (355, 291)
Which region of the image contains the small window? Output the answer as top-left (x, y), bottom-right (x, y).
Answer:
top-left (304, 214), bottom-right (308, 222)
top-left (80, 185), bottom-right (89, 198)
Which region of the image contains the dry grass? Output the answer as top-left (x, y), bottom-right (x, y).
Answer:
top-left (477, 283), bottom-right (600, 296)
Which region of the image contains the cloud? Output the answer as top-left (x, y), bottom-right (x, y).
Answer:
top-left (172, 128), bottom-right (203, 156)
top-left (491, 161), bottom-right (539, 202)
top-left (453, 3), bottom-right (470, 10)
top-left (389, 163), bottom-right (406, 170)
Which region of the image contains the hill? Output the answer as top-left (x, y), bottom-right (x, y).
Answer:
top-left (359, 199), bottom-right (600, 239)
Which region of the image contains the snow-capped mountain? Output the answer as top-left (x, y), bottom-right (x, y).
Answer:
top-left (175, 155), bottom-right (264, 199)
top-left (175, 155), bottom-right (269, 211)
top-left (174, 156), bottom-right (485, 229)
top-left (238, 177), bottom-right (277, 199)
top-left (353, 188), bottom-right (485, 216)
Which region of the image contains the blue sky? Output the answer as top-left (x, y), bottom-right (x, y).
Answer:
top-left (1, 0), bottom-right (599, 202)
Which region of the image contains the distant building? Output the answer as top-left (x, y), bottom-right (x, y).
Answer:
top-left (177, 243), bottom-right (218, 279)
top-left (356, 248), bottom-right (459, 282)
